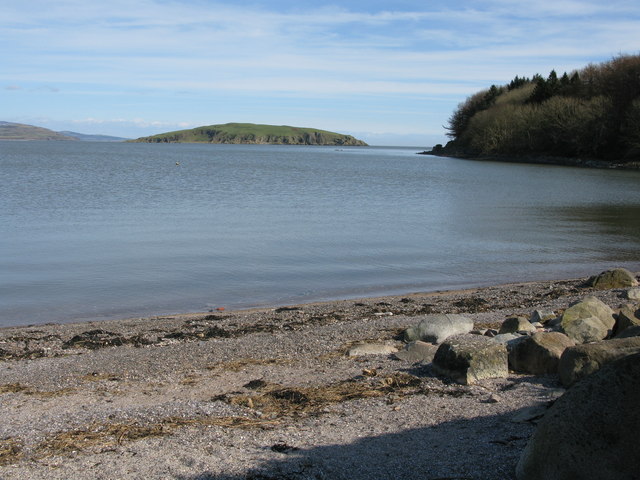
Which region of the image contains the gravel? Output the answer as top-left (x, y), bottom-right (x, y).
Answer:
top-left (0, 274), bottom-right (634, 479)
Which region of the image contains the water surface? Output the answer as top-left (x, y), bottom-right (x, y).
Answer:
top-left (1, 141), bottom-right (639, 327)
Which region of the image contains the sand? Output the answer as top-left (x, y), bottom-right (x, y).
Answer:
top-left (0, 274), bottom-right (633, 479)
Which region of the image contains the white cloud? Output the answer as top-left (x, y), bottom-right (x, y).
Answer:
top-left (2, 0), bottom-right (639, 140)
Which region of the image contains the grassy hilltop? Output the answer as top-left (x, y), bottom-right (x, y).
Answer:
top-left (437, 54), bottom-right (640, 165)
top-left (130, 123), bottom-right (368, 146)
top-left (0, 122), bottom-right (76, 141)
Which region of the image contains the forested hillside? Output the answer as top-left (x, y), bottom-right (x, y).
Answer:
top-left (439, 54), bottom-right (640, 163)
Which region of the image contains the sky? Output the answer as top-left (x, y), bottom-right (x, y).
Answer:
top-left (1, 1), bottom-right (639, 146)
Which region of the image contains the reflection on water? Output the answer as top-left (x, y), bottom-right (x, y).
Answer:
top-left (537, 204), bottom-right (640, 261)
top-left (1, 141), bottom-right (639, 326)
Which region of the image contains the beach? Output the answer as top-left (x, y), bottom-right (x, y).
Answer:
top-left (0, 273), bottom-right (634, 479)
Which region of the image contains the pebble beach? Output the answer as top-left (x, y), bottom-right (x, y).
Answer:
top-left (0, 273), bottom-right (635, 479)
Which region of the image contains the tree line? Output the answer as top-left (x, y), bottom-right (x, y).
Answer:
top-left (442, 54), bottom-right (640, 162)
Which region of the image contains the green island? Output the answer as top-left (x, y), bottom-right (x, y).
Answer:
top-left (430, 54), bottom-right (640, 168)
top-left (129, 123), bottom-right (368, 146)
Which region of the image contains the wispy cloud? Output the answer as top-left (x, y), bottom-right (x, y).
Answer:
top-left (1, 0), bottom-right (639, 143)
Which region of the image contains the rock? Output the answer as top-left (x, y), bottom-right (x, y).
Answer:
top-left (432, 334), bottom-right (508, 385)
top-left (470, 328), bottom-right (488, 335)
top-left (558, 336), bottom-right (640, 387)
top-left (403, 314), bottom-right (473, 344)
top-left (562, 316), bottom-right (611, 344)
top-left (509, 332), bottom-right (575, 375)
top-left (587, 267), bottom-right (638, 290)
top-left (616, 325), bottom-right (640, 338)
top-left (347, 343), bottom-right (398, 357)
top-left (499, 316), bottom-right (537, 334)
top-left (530, 309), bottom-right (556, 324)
top-left (560, 296), bottom-right (615, 343)
top-left (511, 404), bottom-right (551, 424)
top-left (393, 341), bottom-right (439, 363)
top-left (491, 333), bottom-right (528, 352)
top-left (615, 303), bottom-right (640, 334)
top-left (516, 353), bottom-right (640, 480)
top-left (627, 288), bottom-right (640, 301)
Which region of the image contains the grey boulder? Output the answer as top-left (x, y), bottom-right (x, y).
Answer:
top-left (516, 353), bottom-right (640, 480)
top-left (587, 267), bottom-right (638, 290)
top-left (403, 314), bottom-right (473, 344)
top-left (393, 341), bottom-right (439, 363)
top-left (560, 296), bottom-right (615, 343)
top-left (558, 336), bottom-right (640, 387)
top-left (432, 334), bottom-right (508, 385)
top-left (509, 332), bottom-right (575, 375)
top-left (615, 303), bottom-right (640, 335)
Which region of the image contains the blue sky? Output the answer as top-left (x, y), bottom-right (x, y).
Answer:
top-left (1, 1), bottom-right (639, 145)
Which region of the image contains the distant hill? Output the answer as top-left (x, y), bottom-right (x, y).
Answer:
top-left (130, 123), bottom-right (368, 146)
top-left (58, 131), bottom-right (128, 142)
top-left (0, 121), bottom-right (76, 141)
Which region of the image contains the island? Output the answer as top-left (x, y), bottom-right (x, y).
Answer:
top-left (429, 54), bottom-right (640, 168)
top-left (129, 123), bottom-right (368, 146)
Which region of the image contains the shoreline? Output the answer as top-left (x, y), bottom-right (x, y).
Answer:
top-left (420, 149), bottom-right (640, 170)
top-left (0, 273), bottom-right (607, 335)
top-left (1, 271), bottom-right (637, 479)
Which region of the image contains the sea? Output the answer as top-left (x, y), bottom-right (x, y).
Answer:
top-left (1, 140), bottom-right (639, 328)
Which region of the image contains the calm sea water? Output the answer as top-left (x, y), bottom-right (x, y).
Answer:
top-left (1, 140), bottom-right (639, 327)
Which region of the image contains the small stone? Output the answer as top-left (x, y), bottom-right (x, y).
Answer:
top-left (499, 316), bottom-right (536, 335)
top-left (347, 343), bottom-right (398, 357)
top-left (530, 310), bottom-right (556, 324)
top-left (511, 404), bottom-right (549, 423)
top-left (482, 393), bottom-right (501, 403)
top-left (483, 329), bottom-right (498, 338)
top-left (627, 288), bottom-right (640, 301)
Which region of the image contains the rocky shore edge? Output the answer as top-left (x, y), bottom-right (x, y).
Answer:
top-left (419, 144), bottom-right (640, 170)
top-left (1, 269), bottom-right (639, 479)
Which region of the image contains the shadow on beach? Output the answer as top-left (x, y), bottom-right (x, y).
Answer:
top-left (175, 407), bottom-right (535, 480)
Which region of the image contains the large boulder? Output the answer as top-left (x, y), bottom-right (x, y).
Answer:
top-left (559, 296), bottom-right (615, 343)
top-left (587, 267), bottom-right (638, 290)
top-left (499, 316), bottom-right (537, 335)
top-left (403, 314), bottom-right (473, 344)
top-left (558, 336), bottom-right (640, 387)
top-left (615, 303), bottom-right (640, 334)
top-left (562, 316), bottom-right (610, 344)
top-left (393, 340), bottom-right (438, 363)
top-left (432, 334), bottom-right (508, 385)
top-left (616, 325), bottom-right (640, 339)
top-left (516, 353), bottom-right (640, 480)
top-left (509, 332), bottom-right (575, 375)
